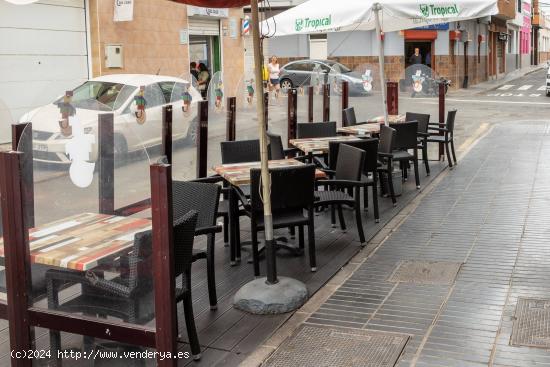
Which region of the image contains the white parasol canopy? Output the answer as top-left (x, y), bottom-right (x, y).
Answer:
top-left (263, 0), bottom-right (498, 124)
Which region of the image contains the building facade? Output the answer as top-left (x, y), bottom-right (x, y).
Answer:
top-left (89, 0), bottom-right (245, 98)
top-left (263, 0), bottom-right (541, 89)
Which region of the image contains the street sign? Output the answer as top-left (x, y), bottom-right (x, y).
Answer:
top-left (413, 23), bottom-right (450, 30)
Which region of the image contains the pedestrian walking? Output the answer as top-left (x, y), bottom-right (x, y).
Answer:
top-left (267, 55), bottom-right (281, 100)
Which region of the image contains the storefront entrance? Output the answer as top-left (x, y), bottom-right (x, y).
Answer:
top-left (405, 40), bottom-right (433, 68)
top-left (189, 35), bottom-right (221, 75)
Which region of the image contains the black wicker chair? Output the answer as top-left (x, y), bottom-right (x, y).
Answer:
top-left (314, 144), bottom-right (367, 243)
top-left (343, 107), bottom-right (368, 126)
top-left (45, 211), bottom-right (202, 361)
top-left (377, 125), bottom-right (397, 205)
top-left (239, 165), bottom-right (317, 276)
top-left (296, 121), bottom-right (337, 138)
top-left (389, 121), bottom-right (421, 189)
top-left (173, 181), bottom-right (221, 310)
top-left (328, 138), bottom-right (380, 222)
top-left (427, 109), bottom-right (457, 168)
top-left (406, 112), bottom-right (431, 176)
top-left (267, 131), bottom-right (304, 160)
top-left (220, 139), bottom-right (261, 164)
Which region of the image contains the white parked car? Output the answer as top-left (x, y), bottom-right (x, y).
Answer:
top-left (21, 74), bottom-right (201, 164)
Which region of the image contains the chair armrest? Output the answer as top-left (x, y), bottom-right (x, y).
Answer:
top-left (293, 154), bottom-right (310, 162)
top-left (315, 179), bottom-right (364, 188)
top-left (233, 186), bottom-right (250, 209)
top-left (378, 152), bottom-right (394, 158)
top-left (191, 175), bottom-right (223, 184)
top-left (195, 224), bottom-right (223, 236)
top-left (417, 132), bottom-right (430, 137)
top-left (428, 127), bottom-right (448, 133)
top-left (283, 147), bottom-right (301, 157)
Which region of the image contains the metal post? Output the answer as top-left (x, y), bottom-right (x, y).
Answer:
top-left (308, 86), bottom-right (314, 122)
top-left (11, 123), bottom-right (34, 228)
top-left (226, 96), bottom-right (236, 141)
top-left (98, 113), bottom-right (114, 215)
top-left (322, 84), bottom-right (330, 122)
top-left (386, 81), bottom-right (399, 116)
top-left (150, 163), bottom-right (177, 367)
top-left (0, 151), bottom-right (32, 367)
top-left (196, 100), bottom-right (208, 178)
top-left (341, 81), bottom-right (349, 126)
top-left (374, 4), bottom-right (389, 126)
top-left (287, 88), bottom-right (297, 144)
top-left (439, 83), bottom-right (446, 159)
top-left (162, 105), bottom-right (173, 164)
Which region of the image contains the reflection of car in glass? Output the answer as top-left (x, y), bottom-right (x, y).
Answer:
top-left (279, 60), bottom-right (368, 96)
top-left (22, 74), bottom-right (201, 164)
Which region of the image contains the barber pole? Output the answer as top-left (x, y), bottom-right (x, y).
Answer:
top-left (242, 16), bottom-right (250, 36)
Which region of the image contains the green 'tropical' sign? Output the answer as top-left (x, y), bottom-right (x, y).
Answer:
top-left (295, 15), bottom-right (332, 32)
top-left (419, 4), bottom-right (460, 18)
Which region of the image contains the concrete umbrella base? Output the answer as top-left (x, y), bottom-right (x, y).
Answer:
top-left (233, 277), bottom-right (308, 315)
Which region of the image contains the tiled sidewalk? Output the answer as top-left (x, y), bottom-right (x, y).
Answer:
top-left (263, 121), bottom-right (550, 367)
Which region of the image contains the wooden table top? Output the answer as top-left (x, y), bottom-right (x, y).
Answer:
top-left (366, 114), bottom-right (406, 124)
top-left (0, 213), bottom-right (152, 271)
top-left (338, 115), bottom-right (407, 136)
top-left (338, 123), bottom-right (380, 136)
top-left (289, 135), bottom-right (360, 154)
top-left (213, 159), bottom-right (326, 186)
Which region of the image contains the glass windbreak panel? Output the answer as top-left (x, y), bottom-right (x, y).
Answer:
top-left (311, 63), bottom-right (325, 122)
top-left (206, 71), bottom-right (227, 174)
top-left (349, 63), bottom-right (384, 122)
top-left (399, 64), bottom-right (441, 159)
top-left (328, 64), bottom-right (347, 126)
top-left (13, 81), bottom-right (156, 332)
top-left (235, 75), bottom-right (261, 141)
top-left (266, 70), bottom-right (288, 146)
top-left (172, 75), bottom-right (200, 181)
top-left (0, 98), bottom-right (14, 304)
top-left (0, 98), bottom-right (12, 148)
top-left (296, 81), bottom-right (311, 124)
top-left (29, 330), bottom-right (180, 366)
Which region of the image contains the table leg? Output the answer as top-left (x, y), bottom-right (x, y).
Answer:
top-left (229, 187), bottom-right (237, 266)
top-left (228, 186), bottom-right (241, 265)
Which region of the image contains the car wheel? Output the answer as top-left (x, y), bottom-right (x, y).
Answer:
top-left (280, 79), bottom-right (293, 92)
top-left (547, 91), bottom-right (550, 97)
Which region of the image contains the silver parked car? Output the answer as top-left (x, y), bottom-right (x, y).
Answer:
top-left (279, 60), bottom-right (368, 96)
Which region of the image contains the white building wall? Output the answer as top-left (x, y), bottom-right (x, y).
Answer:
top-left (0, 0), bottom-right (89, 142)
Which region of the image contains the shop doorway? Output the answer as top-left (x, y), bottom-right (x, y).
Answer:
top-left (404, 41), bottom-right (433, 68)
top-left (189, 35), bottom-right (221, 75)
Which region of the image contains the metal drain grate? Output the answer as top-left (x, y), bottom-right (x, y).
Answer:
top-left (387, 260), bottom-right (462, 285)
top-left (263, 324), bottom-right (408, 367)
top-left (511, 298), bottom-right (550, 348)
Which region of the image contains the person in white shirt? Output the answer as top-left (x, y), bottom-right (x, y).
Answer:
top-left (267, 55), bottom-right (281, 99)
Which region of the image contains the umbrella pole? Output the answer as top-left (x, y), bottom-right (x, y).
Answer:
top-left (250, 0), bottom-right (276, 284)
top-left (233, 1), bottom-right (308, 315)
top-left (374, 4), bottom-right (389, 126)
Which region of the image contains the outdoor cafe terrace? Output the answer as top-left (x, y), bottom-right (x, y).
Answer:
top-left (0, 75), bottom-right (455, 366)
